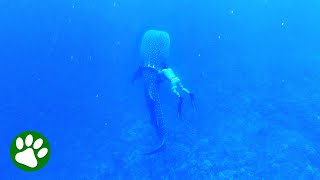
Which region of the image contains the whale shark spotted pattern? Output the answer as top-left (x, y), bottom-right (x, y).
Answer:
top-left (140, 30), bottom-right (170, 70)
top-left (140, 30), bottom-right (170, 154)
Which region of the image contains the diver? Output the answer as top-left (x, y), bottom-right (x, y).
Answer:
top-left (131, 63), bottom-right (195, 119)
top-left (158, 63), bottom-right (195, 119)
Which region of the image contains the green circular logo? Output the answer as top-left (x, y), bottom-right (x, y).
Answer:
top-left (10, 131), bottom-right (50, 172)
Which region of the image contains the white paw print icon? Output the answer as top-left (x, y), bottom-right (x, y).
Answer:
top-left (11, 132), bottom-right (50, 171)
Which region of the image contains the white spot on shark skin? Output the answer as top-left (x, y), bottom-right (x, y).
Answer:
top-left (281, 22), bottom-right (285, 26)
top-left (70, 55), bottom-right (79, 64)
top-left (32, 72), bottom-right (41, 81)
top-left (230, 10), bottom-right (234, 14)
top-left (218, 35), bottom-right (221, 39)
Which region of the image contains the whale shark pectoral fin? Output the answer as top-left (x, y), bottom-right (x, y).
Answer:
top-left (131, 66), bottom-right (143, 84)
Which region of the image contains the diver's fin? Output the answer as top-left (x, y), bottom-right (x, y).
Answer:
top-left (189, 93), bottom-right (196, 112)
top-left (177, 97), bottom-right (183, 119)
top-left (143, 139), bottom-right (166, 155)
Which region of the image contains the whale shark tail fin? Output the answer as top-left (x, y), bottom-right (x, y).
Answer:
top-left (143, 139), bottom-right (166, 155)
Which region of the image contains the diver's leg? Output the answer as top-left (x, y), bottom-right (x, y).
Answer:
top-left (182, 87), bottom-right (191, 94)
top-left (179, 82), bottom-right (191, 94)
top-left (177, 81), bottom-right (190, 94)
top-left (172, 86), bottom-right (181, 98)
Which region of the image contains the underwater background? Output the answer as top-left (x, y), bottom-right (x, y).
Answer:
top-left (1, 0), bottom-right (320, 179)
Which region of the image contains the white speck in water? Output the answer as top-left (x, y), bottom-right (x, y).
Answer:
top-left (105, 122), bottom-right (108, 126)
top-left (218, 35), bottom-right (221, 39)
top-left (96, 94), bottom-right (99, 98)
top-left (198, 54), bottom-right (201, 57)
top-left (281, 22), bottom-right (285, 26)
top-left (70, 55), bottom-right (74, 60)
top-left (113, 1), bottom-right (118, 7)
top-left (72, 4), bottom-right (75, 8)
top-left (230, 10), bottom-right (234, 14)
top-left (201, 71), bottom-right (206, 77)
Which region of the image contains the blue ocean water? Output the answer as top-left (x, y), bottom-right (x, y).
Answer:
top-left (1, 0), bottom-right (320, 179)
